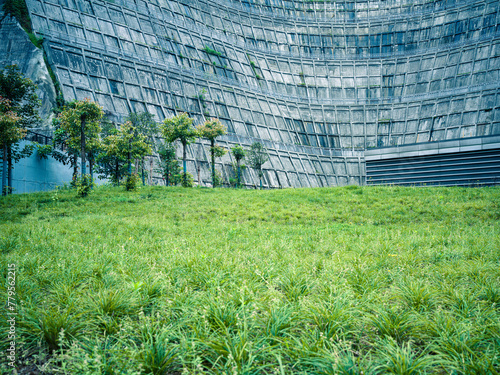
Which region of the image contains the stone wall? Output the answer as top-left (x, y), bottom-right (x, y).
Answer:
top-left (24, 0), bottom-right (500, 187)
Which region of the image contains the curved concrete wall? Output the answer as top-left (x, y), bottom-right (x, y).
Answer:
top-left (25, 0), bottom-right (500, 187)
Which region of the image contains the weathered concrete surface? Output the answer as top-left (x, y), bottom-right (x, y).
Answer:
top-left (19, 0), bottom-right (500, 187)
top-left (0, 0), bottom-right (56, 128)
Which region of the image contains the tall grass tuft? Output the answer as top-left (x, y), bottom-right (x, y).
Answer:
top-left (369, 308), bottom-right (414, 344)
top-left (137, 322), bottom-right (179, 375)
top-left (396, 279), bottom-right (436, 312)
top-left (20, 306), bottom-right (85, 352)
top-left (374, 338), bottom-right (435, 374)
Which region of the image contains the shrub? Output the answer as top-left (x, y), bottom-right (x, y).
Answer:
top-left (203, 46), bottom-right (222, 57)
top-left (75, 174), bottom-right (93, 197)
top-left (125, 173), bottom-right (140, 191)
top-left (172, 172), bottom-right (194, 187)
top-left (213, 170), bottom-right (223, 187)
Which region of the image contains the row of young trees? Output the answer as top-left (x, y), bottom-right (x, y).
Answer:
top-left (160, 112), bottom-right (269, 189)
top-left (58, 106), bottom-right (269, 191)
top-left (54, 100), bottom-right (155, 184)
top-left (0, 65), bottom-right (269, 194)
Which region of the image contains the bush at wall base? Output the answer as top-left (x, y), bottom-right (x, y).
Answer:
top-left (125, 174), bottom-right (140, 191)
top-left (172, 172), bottom-right (194, 187)
top-left (75, 174), bottom-right (94, 197)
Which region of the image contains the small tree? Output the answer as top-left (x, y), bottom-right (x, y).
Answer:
top-left (158, 143), bottom-right (181, 186)
top-left (231, 145), bottom-right (246, 188)
top-left (106, 121), bottom-right (151, 190)
top-left (0, 65), bottom-right (41, 194)
top-left (0, 98), bottom-right (21, 195)
top-left (53, 120), bottom-right (80, 184)
top-left (94, 119), bottom-right (125, 185)
top-left (248, 142), bottom-right (268, 189)
top-left (57, 99), bottom-right (104, 180)
top-left (117, 121), bottom-right (151, 177)
top-left (0, 65), bottom-right (40, 128)
top-left (125, 112), bottom-right (158, 185)
top-left (97, 133), bottom-right (127, 185)
top-left (196, 118), bottom-right (227, 187)
top-left (161, 113), bottom-right (198, 187)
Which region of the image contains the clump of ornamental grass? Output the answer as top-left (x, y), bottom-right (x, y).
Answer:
top-left (19, 305), bottom-right (85, 352)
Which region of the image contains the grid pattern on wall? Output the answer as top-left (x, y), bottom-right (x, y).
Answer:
top-left (25, 0), bottom-right (500, 187)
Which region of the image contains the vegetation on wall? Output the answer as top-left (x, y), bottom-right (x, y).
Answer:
top-left (203, 46), bottom-right (223, 57)
top-left (2, 0), bottom-right (43, 48)
top-left (2, 0), bottom-right (31, 32)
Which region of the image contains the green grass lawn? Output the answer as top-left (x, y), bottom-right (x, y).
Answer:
top-left (1, 185), bottom-right (499, 374)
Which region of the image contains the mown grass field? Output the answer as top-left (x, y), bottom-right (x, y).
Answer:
top-left (1, 185), bottom-right (499, 374)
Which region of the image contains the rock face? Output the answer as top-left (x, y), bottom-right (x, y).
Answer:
top-left (0, 1), bottom-right (56, 129)
top-left (22, 0), bottom-right (500, 187)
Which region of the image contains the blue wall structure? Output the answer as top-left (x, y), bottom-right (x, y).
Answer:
top-left (4, 139), bottom-right (105, 195)
top-left (4, 140), bottom-right (74, 194)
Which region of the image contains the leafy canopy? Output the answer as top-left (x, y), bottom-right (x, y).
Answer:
top-left (211, 145), bottom-right (226, 158)
top-left (0, 97), bottom-right (23, 147)
top-left (231, 145), bottom-right (245, 162)
top-left (125, 112), bottom-right (158, 146)
top-left (0, 65), bottom-right (40, 128)
top-left (248, 142), bottom-right (268, 177)
top-left (196, 118), bottom-right (226, 142)
top-left (57, 98), bottom-right (104, 153)
top-left (112, 121), bottom-right (152, 160)
top-left (161, 112), bottom-right (198, 145)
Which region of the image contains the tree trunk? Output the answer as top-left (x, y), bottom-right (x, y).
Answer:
top-left (2, 144), bottom-right (7, 196)
top-left (115, 160), bottom-right (119, 185)
top-left (237, 161), bottom-right (241, 188)
top-left (211, 139), bottom-right (215, 187)
top-left (259, 169), bottom-right (263, 190)
top-left (89, 156), bottom-right (94, 186)
top-left (149, 159), bottom-right (153, 185)
top-left (81, 119), bottom-right (86, 176)
top-left (72, 153), bottom-right (78, 185)
top-left (127, 138), bottom-right (132, 176)
top-left (7, 146), bottom-right (13, 194)
top-left (141, 157), bottom-right (145, 185)
top-left (182, 140), bottom-right (187, 186)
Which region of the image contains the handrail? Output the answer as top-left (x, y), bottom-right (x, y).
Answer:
top-left (107, 0), bottom-right (486, 25)
top-left (32, 0), bottom-right (500, 61)
top-left (81, 0), bottom-right (500, 60)
top-left (40, 29), bottom-right (500, 106)
top-left (203, 0), bottom-right (480, 23)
